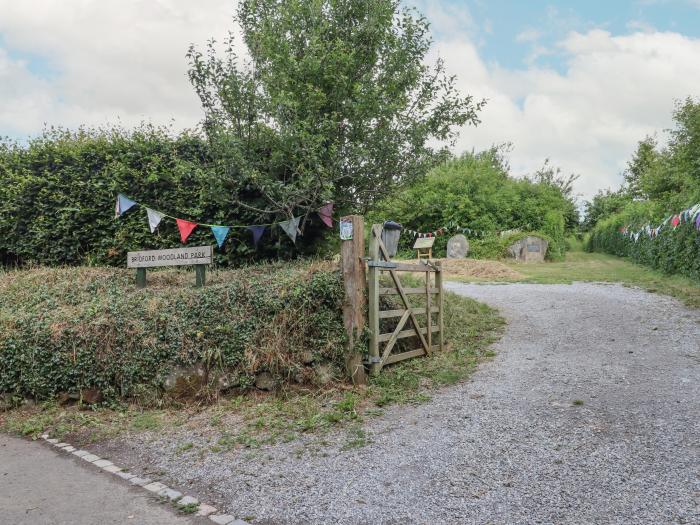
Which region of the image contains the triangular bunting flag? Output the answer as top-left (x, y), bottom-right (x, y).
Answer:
top-left (211, 226), bottom-right (230, 248)
top-left (146, 208), bottom-right (163, 233)
top-left (247, 225), bottom-right (266, 248)
top-left (115, 193), bottom-right (137, 217)
top-left (176, 219), bottom-right (198, 243)
top-left (279, 216), bottom-right (301, 243)
top-left (318, 203), bottom-right (334, 228)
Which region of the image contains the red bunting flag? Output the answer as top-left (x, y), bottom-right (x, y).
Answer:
top-left (671, 215), bottom-right (680, 227)
top-left (176, 219), bottom-right (198, 243)
top-left (318, 203), bottom-right (334, 228)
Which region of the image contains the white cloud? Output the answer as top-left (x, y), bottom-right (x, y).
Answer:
top-left (435, 29), bottom-right (700, 199)
top-left (1, 2), bottom-right (699, 201)
top-left (0, 0), bottom-right (236, 135)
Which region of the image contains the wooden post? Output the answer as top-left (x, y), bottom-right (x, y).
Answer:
top-left (435, 260), bottom-right (444, 352)
top-left (195, 264), bottom-right (206, 287)
top-left (367, 224), bottom-right (381, 376)
top-left (340, 215), bottom-right (368, 385)
top-left (425, 268), bottom-right (432, 352)
top-left (136, 268), bottom-right (147, 288)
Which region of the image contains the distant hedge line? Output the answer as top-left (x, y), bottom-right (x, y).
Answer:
top-left (0, 263), bottom-right (346, 403)
top-left (587, 216), bottom-right (700, 281)
top-left (0, 127), bottom-right (328, 268)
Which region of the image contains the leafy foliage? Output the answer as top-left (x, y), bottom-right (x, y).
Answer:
top-left (0, 263), bottom-right (347, 402)
top-left (187, 0), bottom-right (483, 216)
top-left (588, 213), bottom-right (700, 281)
top-left (368, 147), bottom-right (578, 259)
top-left (0, 127), bottom-right (331, 267)
top-left (586, 98), bottom-right (700, 281)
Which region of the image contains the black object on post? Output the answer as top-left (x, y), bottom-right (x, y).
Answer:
top-left (381, 220), bottom-right (403, 258)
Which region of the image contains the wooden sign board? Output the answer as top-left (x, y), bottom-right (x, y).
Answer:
top-left (413, 237), bottom-right (436, 249)
top-left (127, 246), bottom-right (212, 268)
top-left (127, 246), bottom-right (212, 288)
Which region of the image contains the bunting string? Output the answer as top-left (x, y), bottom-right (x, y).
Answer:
top-left (402, 223), bottom-right (526, 239)
top-left (619, 203), bottom-right (700, 242)
top-left (114, 193), bottom-right (335, 248)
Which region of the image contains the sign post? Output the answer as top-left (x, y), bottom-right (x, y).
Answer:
top-left (127, 246), bottom-right (213, 288)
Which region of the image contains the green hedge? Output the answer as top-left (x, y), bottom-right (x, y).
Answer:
top-left (0, 263), bottom-right (347, 402)
top-left (587, 215), bottom-right (700, 281)
top-left (0, 127), bottom-right (329, 268)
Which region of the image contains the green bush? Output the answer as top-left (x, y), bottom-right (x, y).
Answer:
top-left (0, 127), bottom-right (330, 268)
top-left (368, 149), bottom-right (575, 259)
top-left (0, 262), bottom-right (347, 402)
top-left (587, 213), bottom-right (700, 281)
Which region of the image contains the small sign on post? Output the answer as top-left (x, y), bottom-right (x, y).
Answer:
top-left (339, 218), bottom-right (354, 240)
top-left (127, 246), bottom-right (213, 288)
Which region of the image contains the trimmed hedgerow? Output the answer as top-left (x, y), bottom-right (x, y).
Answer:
top-left (0, 262), bottom-right (347, 402)
top-left (0, 126), bottom-right (330, 268)
top-left (587, 214), bottom-right (700, 281)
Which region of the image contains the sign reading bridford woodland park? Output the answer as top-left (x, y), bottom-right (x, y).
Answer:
top-left (127, 246), bottom-right (212, 288)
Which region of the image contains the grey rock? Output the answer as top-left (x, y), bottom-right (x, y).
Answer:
top-left (209, 515), bottom-right (235, 525)
top-left (143, 481), bottom-right (168, 493)
top-left (446, 234), bottom-right (469, 258)
top-left (128, 476), bottom-right (152, 486)
top-left (157, 487), bottom-right (182, 501)
top-left (177, 495), bottom-right (199, 507)
top-left (506, 235), bottom-right (548, 262)
top-left (254, 371), bottom-right (276, 391)
top-left (312, 364), bottom-right (335, 385)
top-left (196, 504), bottom-right (217, 517)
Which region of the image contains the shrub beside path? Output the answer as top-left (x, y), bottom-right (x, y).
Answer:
top-left (80, 282), bottom-right (698, 524)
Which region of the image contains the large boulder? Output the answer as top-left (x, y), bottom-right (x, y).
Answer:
top-left (506, 236), bottom-right (548, 262)
top-left (446, 235), bottom-right (469, 258)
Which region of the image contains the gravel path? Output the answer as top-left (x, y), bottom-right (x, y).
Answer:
top-left (96, 283), bottom-right (699, 524)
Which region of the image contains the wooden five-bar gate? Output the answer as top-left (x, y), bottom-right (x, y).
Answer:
top-left (366, 223), bottom-right (444, 375)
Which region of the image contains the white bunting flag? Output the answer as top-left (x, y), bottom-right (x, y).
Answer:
top-left (146, 208), bottom-right (164, 233)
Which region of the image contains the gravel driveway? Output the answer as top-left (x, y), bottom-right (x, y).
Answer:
top-left (96, 283), bottom-right (700, 524)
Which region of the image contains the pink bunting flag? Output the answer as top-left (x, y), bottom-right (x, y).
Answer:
top-left (176, 219), bottom-right (198, 243)
top-left (672, 215), bottom-right (680, 227)
top-left (318, 203), bottom-right (334, 228)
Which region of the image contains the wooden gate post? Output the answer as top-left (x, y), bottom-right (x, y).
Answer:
top-left (367, 224), bottom-right (381, 376)
top-left (340, 215), bottom-right (368, 385)
top-left (435, 260), bottom-right (444, 352)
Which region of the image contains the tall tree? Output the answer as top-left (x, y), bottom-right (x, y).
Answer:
top-left (187, 0), bottom-right (483, 224)
top-left (623, 136), bottom-right (658, 199)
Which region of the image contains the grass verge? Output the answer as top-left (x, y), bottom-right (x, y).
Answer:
top-left (1, 290), bottom-right (504, 451)
top-left (451, 249), bottom-right (700, 309)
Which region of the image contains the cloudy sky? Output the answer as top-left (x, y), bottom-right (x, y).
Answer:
top-left (1, 1), bottom-right (699, 200)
